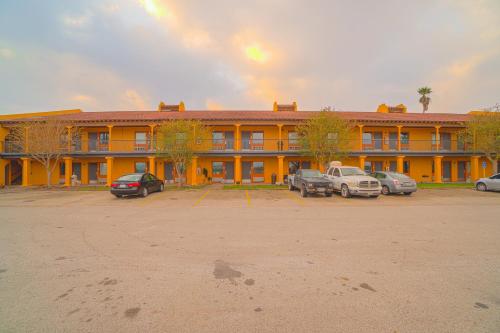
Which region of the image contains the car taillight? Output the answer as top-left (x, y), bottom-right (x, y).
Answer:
top-left (111, 183), bottom-right (119, 188)
top-left (127, 182), bottom-right (140, 187)
top-left (393, 179), bottom-right (400, 185)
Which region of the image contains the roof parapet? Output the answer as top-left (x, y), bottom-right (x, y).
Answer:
top-left (377, 104), bottom-right (407, 114)
top-left (158, 101), bottom-right (186, 112)
top-left (273, 101), bottom-right (297, 112)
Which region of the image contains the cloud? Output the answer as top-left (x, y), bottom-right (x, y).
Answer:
top-left (0, 47), bottom-right (15, 59)
top-left (62, 12), bottom-right (92, 28)
top-left (1, 0), bottom-right (500, 114)
top-left (123, 89), bottom-right (150, 110)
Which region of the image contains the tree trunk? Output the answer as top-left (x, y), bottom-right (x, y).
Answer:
top-left (46, 166), bottom-right (52, 188)
top-left (175, 163), bottom-right (183, 187)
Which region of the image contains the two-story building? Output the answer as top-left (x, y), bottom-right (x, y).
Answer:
top-left (0, 102), bottom-right (496, 187)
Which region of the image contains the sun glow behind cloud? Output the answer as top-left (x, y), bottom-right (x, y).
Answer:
top-left (139, 0), bottom-right (170, 19)
top-left (244, 43), bottom-right (271, 64)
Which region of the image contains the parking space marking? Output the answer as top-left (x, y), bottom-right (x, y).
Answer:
top-left (193, 190), bottom-right (211, 206)
top-left (245, 190), bottom-right (251, 207)
top-left (286, 192), bottom-right (305, 206)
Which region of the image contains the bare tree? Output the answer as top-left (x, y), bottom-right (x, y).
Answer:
top-left (156, 120), bottom-right (210, 187)
top-left (460, 111), bottom-right (500, 174)
top-left (8, 118), bottom-right (79, 187)
top-left (296, 111), bottom-right (353, 169)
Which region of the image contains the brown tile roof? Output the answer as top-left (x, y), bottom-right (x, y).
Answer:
top-left (1, 110), bottom-right (470, 125)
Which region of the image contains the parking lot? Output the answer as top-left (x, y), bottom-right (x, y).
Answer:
top-left (0, 187), bottom-right (499, 332)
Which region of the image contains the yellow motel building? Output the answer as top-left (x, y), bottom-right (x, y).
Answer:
top-left (0, 102), bottom-right (497, 187)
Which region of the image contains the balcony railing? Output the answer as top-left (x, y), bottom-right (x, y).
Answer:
top-left (0, 139), bottom-right (474, 154)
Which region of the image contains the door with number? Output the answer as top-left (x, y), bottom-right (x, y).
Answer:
top-left (88, 163), bottom-right (98, 183)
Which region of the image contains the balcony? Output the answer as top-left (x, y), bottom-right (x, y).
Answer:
top-left (0, 139), bottom-right (474, 155)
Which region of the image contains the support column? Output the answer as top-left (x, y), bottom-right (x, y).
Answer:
top-left (397, 156), bottom-right (405, 174)
top-left (277, 155), bottom-right (284, 184)
top-left (105, 157), bottom-right (114, 186)
top-left (191, 156), bottom-right (198, 186)
top-left (234, 155), bottom-right (242, 184)
top-left (358, 125), bottom-right (364, 151)
top-left (433, 155), bottom-right (443, 183)
top-left (434, 126), bottom-right (441, 151)
top-left (64, 157), bottom-right (73, 187)
top-left (148, 156), bottom-right (156, 176)
top-left (21, 157), bottom-right (30, 187)
top-left (81, 162), bottom-right (89, 185)
top-left (451, 160), bottom-right (458, 182)
top-left (470, 156), bottom-right (480, 181)
top-left (397, 125), bottom-right (402, 151)
top-left (0, 159), bottom-right (7, 186)
top-left (235, 124), bottom-right (241, 151)
top-left (359, 155), bottom-right (366, 171)
top-left (107, 125), bottom-right (113, 151)
top-left (149, 124), bottom-right (156, 151)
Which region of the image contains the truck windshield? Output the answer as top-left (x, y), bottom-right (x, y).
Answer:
top-left (341, 168), bottom-right (365, 176)
top-left (301, 170), bottom-right (323, 177)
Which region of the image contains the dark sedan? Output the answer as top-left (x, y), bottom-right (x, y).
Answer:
top-left (110, 173), bottom-right (164, 198)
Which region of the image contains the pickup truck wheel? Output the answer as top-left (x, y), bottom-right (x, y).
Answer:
top-left (403, 192), bottom-right (412, 196)
top-left (300, 185), bottom-right (308, 197)
top-left (288, 182), bottom-right (295, 191)
top-left (340, 184), bottom-right (351, 198)
top-left (325, 193), bottom-right (332, 197)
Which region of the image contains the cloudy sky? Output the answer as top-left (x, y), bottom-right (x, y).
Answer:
top-left (0, 0), bottom-right (499, 114)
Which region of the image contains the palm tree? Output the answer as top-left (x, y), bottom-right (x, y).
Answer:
top-left (418, 87), bottom-right (432, 113)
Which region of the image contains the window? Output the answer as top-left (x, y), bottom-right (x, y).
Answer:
top-left (253, 161), bottom-right (264, 174)
top-left (400, 133), bottom-right (410, 145)
top-left (288, 132), bottom-right (299, 150)
top-left (212, 132), bottom-right (225, 150)
top-left (333, 168), bottom-right (341, 177)
top-left (212, 162), bottom-right (224, 175)
top-left (118, 174), bottom-right (142, 181)
top-left (59, 162), bottom-right (65, 177)
top-left (99, 162), bottom-right (107, 176)
top-left (362, 132), bottom-right (372, 145)
top-left (364, 161), bottom-right (372, 173)
top-left (403, 161), bottom-right (410, 174)
top-left (431, 133), bottom-right (439, 145)
top-left (135, 132), bottom-right (148, 151)
top-left (251, 132), bottom-right (264, 150)
top-left (289, 161), bottom-right (300, 174)
top-left (135, 162), bottom-right (147, 173)
top-left (99, 132), bottom-right (109, 145)
top-left (327, 132), bottom-right (338, 142)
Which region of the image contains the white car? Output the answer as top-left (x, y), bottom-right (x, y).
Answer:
top-left (475, 173), bottom-right (500, 192)
top-left (326, 165), bottom-right (381, 198)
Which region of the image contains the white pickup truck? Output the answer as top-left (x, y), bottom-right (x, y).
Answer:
top-left (325, 164), bottom-right (381, 198)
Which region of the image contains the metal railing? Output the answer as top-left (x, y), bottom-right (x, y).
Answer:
top-left (0, 139), bottom-right (474, 154)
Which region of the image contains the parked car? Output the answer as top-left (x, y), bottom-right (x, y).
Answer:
top-left (475, 173), bottom-right (500, 192)
top-left (370, 171), bottom-right (417, 195)
top-left (325, 164), bottom-right (381, 198)
top-left (110, 173), bottom-right (164, 198)
top-left (288, 169), bottom-right (334, 197)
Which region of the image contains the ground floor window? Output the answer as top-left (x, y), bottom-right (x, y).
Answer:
top-left (135, 162), bottom-right (147, 173)
top-left (99, 162), bottom-right (107, 176)
top-left (288, 161), bottom-right (311, 175)
top-left (403, 161), bottom-right (410, 174)
top-left (59, 162), bottom-right (65, 177)
top-left (252, 161), bottom-right (264, 183)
